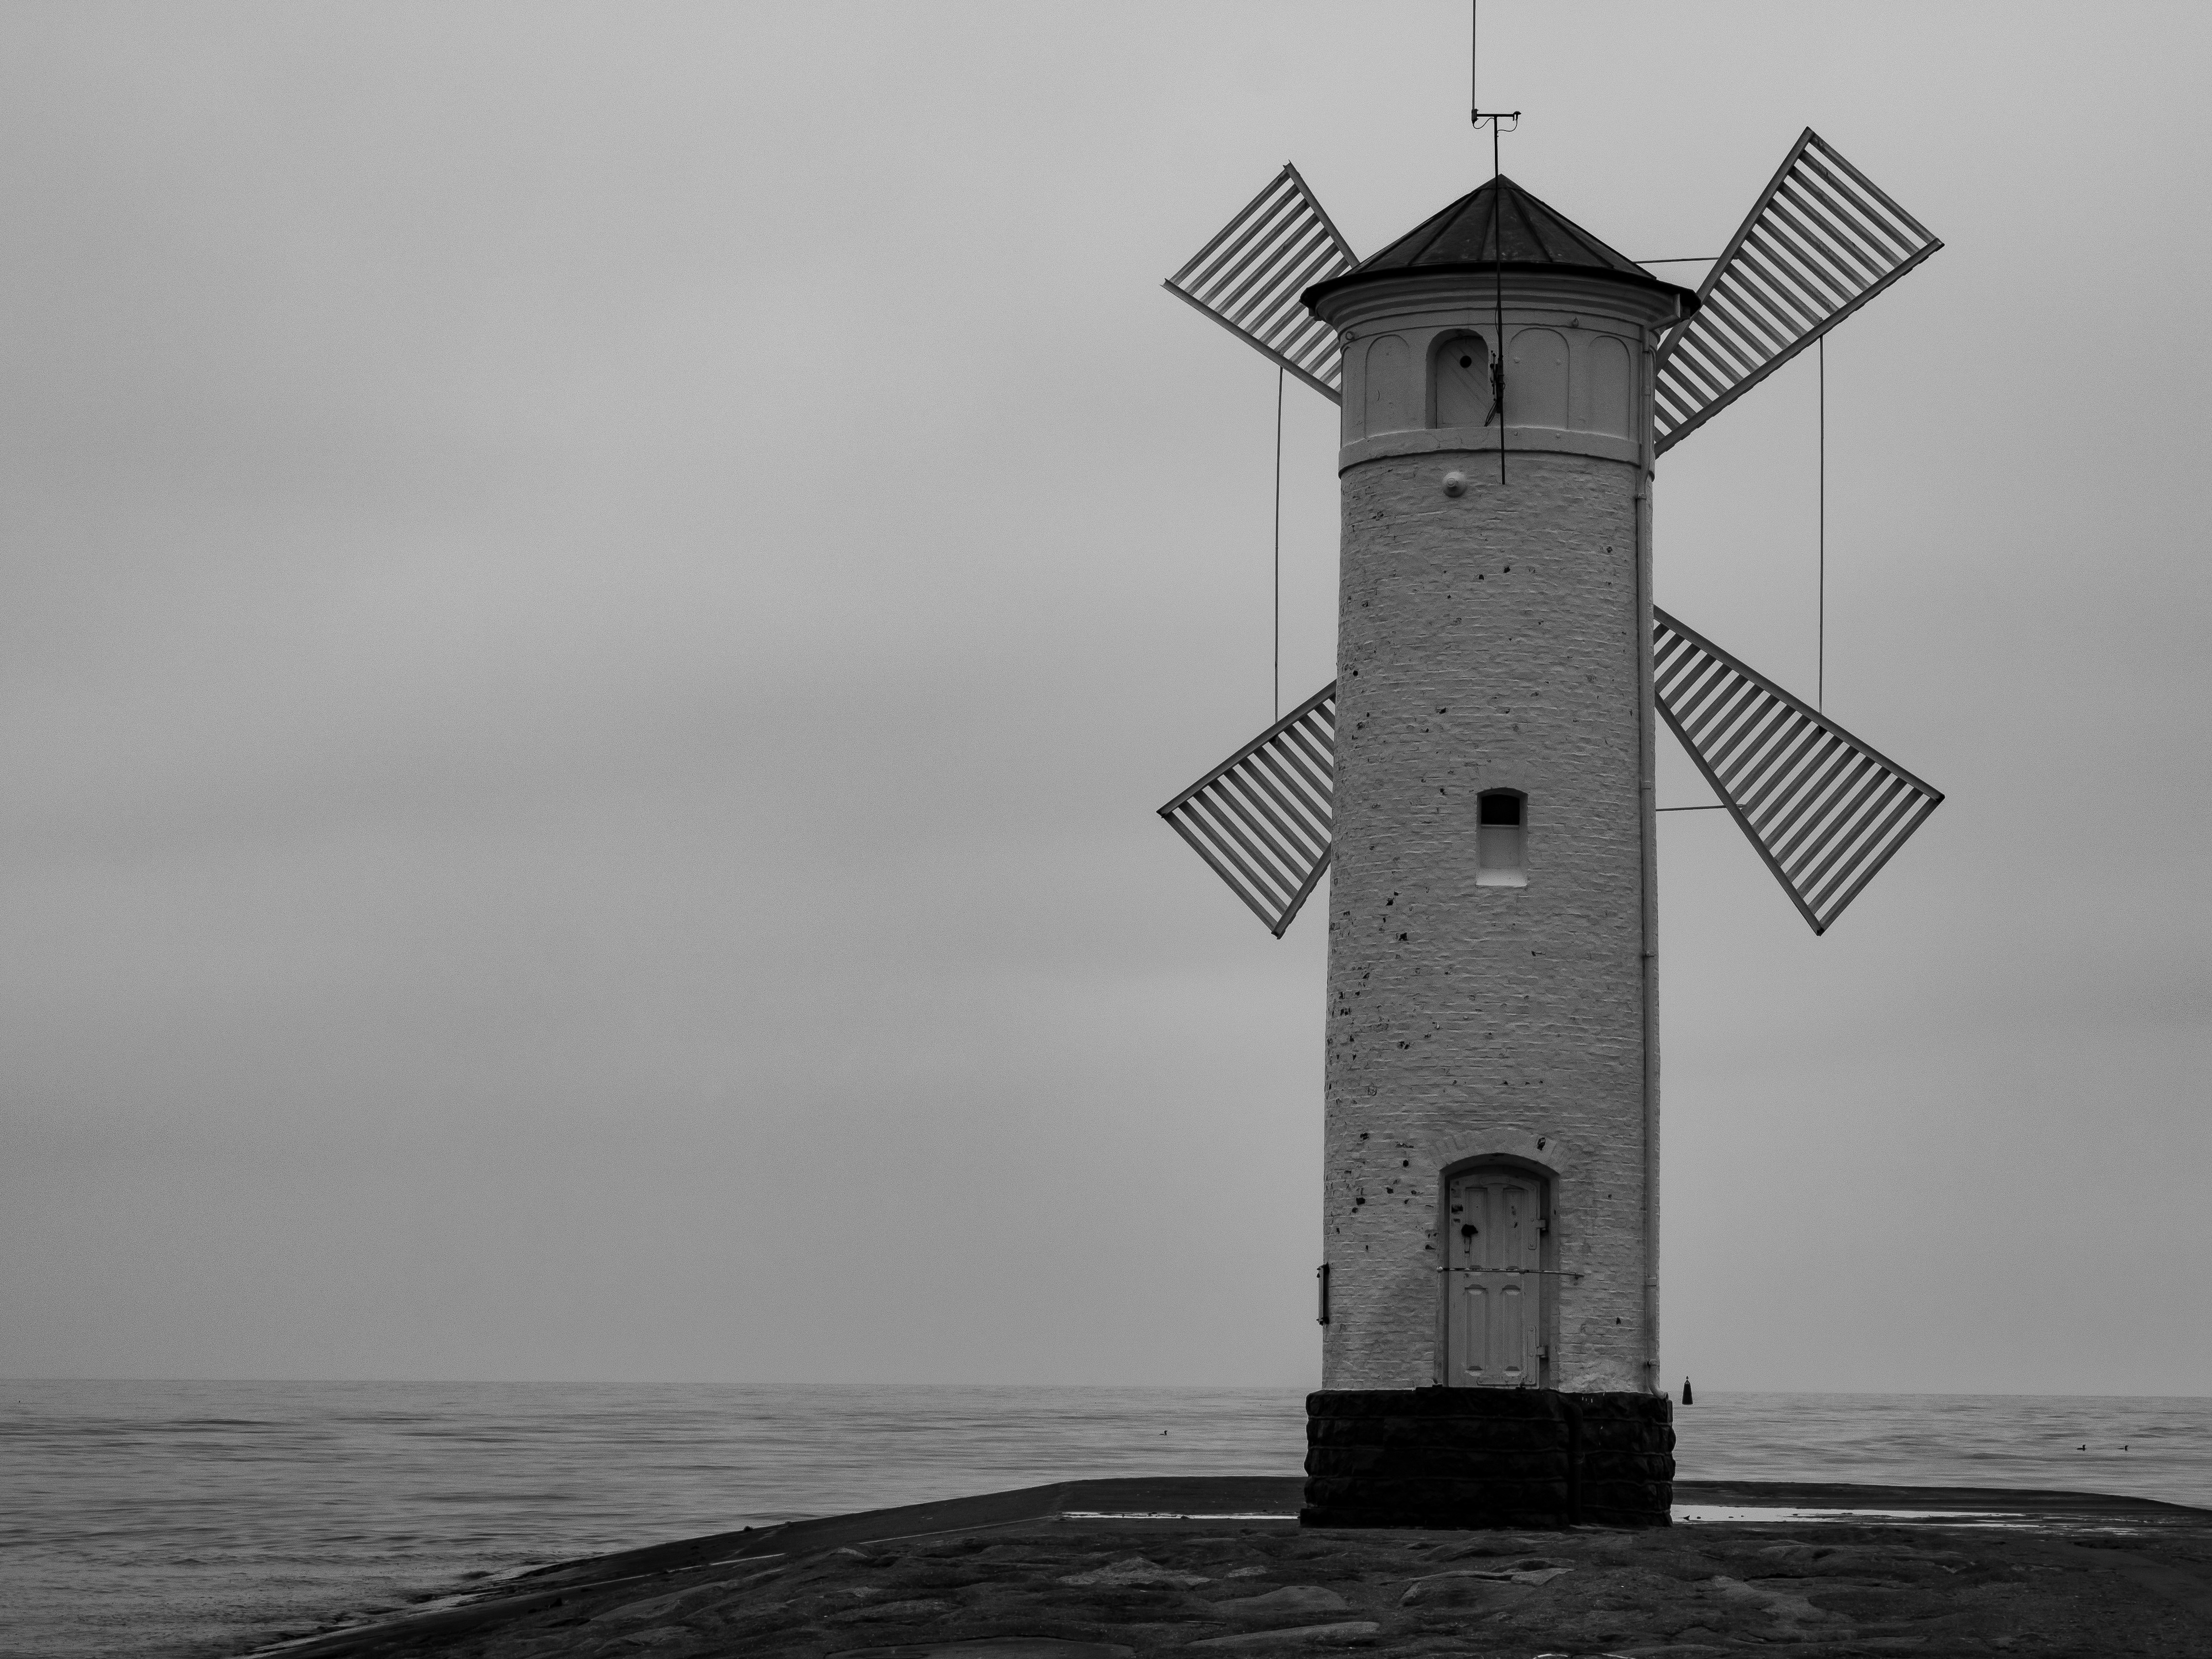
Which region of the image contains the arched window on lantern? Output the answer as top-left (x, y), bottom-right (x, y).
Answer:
top-left (1477, 790), bottom-right (1527, 886)
top-left (1431, 334), bottom-right (1492, 429)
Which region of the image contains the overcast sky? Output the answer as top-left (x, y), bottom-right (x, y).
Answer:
top-left (3, 2), bottom-right (2207, 1395)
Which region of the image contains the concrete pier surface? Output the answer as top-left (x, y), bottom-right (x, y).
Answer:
top-left (255, 1476), bottom-right (2212, 1659)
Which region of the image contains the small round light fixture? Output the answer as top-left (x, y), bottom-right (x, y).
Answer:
top-left (1442, 470), bottom-right (1467, 497)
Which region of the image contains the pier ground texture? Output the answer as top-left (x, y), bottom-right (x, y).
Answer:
top-left (263, 1478), bottom-right (2212, 1659)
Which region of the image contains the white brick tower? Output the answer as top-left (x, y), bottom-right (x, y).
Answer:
top-left (1158, 137), bottom-right (1944, 1528)
top-left (1302, 179), bottom-right (1695, 1396)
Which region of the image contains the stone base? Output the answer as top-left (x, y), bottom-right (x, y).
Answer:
top-left (1301, 1387), bottom-right (1673, 1530)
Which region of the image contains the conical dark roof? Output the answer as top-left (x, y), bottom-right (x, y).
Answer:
top-left (1304, 174), bottom-right (1695, 310)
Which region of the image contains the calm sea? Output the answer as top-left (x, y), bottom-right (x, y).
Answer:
top-left (2, 1381), bottom-right (2206, 1659)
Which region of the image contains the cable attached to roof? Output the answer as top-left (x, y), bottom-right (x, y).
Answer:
top-left (1470, 1), bottom-right (1519, 484)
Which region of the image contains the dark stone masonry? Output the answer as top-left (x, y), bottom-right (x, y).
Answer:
top-left (1301, 1386), bottom-right (1673, 1529)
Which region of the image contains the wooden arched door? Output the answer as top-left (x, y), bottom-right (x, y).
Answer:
top-left (1444, 1165), bottom-right (1547, 1387)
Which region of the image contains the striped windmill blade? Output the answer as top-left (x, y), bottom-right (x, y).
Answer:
top-left (1654, 129), bottom-right (1941, 454)
top-left (1165, 164), bottom-right (1358, 403)
top-left (1653, 609), bottom-right (1942, 935)
top-left (1159, 683), bottom-right (1337, 937)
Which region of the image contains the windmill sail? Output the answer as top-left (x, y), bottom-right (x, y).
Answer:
top-left (1165, 164), bottom-right (1357, 403)
top-left (1159, 683), bottom-right (1336, 937)
top-left (1653, 129), bottom-right (1940, 454)
top-left (1653, 608), bottom-right (1942, 935)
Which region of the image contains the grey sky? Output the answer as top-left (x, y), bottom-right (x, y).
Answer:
top-left (3, 2), bottom-right (2206, 1393)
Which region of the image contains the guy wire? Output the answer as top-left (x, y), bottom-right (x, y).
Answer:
top-left (1274, 365), bottom-right (1284, 721)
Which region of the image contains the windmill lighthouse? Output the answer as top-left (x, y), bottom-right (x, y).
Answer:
top-left (1159, 133), bottom-right (1943, 1528)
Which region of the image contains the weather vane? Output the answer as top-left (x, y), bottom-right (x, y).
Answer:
top-left (1469, 0), bottom-right (1520, 152)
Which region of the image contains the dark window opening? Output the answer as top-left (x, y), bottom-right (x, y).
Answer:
top-left (1477, 789), bottom-right (1527, 886)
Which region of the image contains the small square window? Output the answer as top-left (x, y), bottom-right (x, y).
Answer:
top-left (1477, 791), bottom-right (1526, 886)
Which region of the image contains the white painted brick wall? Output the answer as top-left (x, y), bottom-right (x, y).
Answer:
top-left (1321, 445), bottom-right (1654, 1394)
